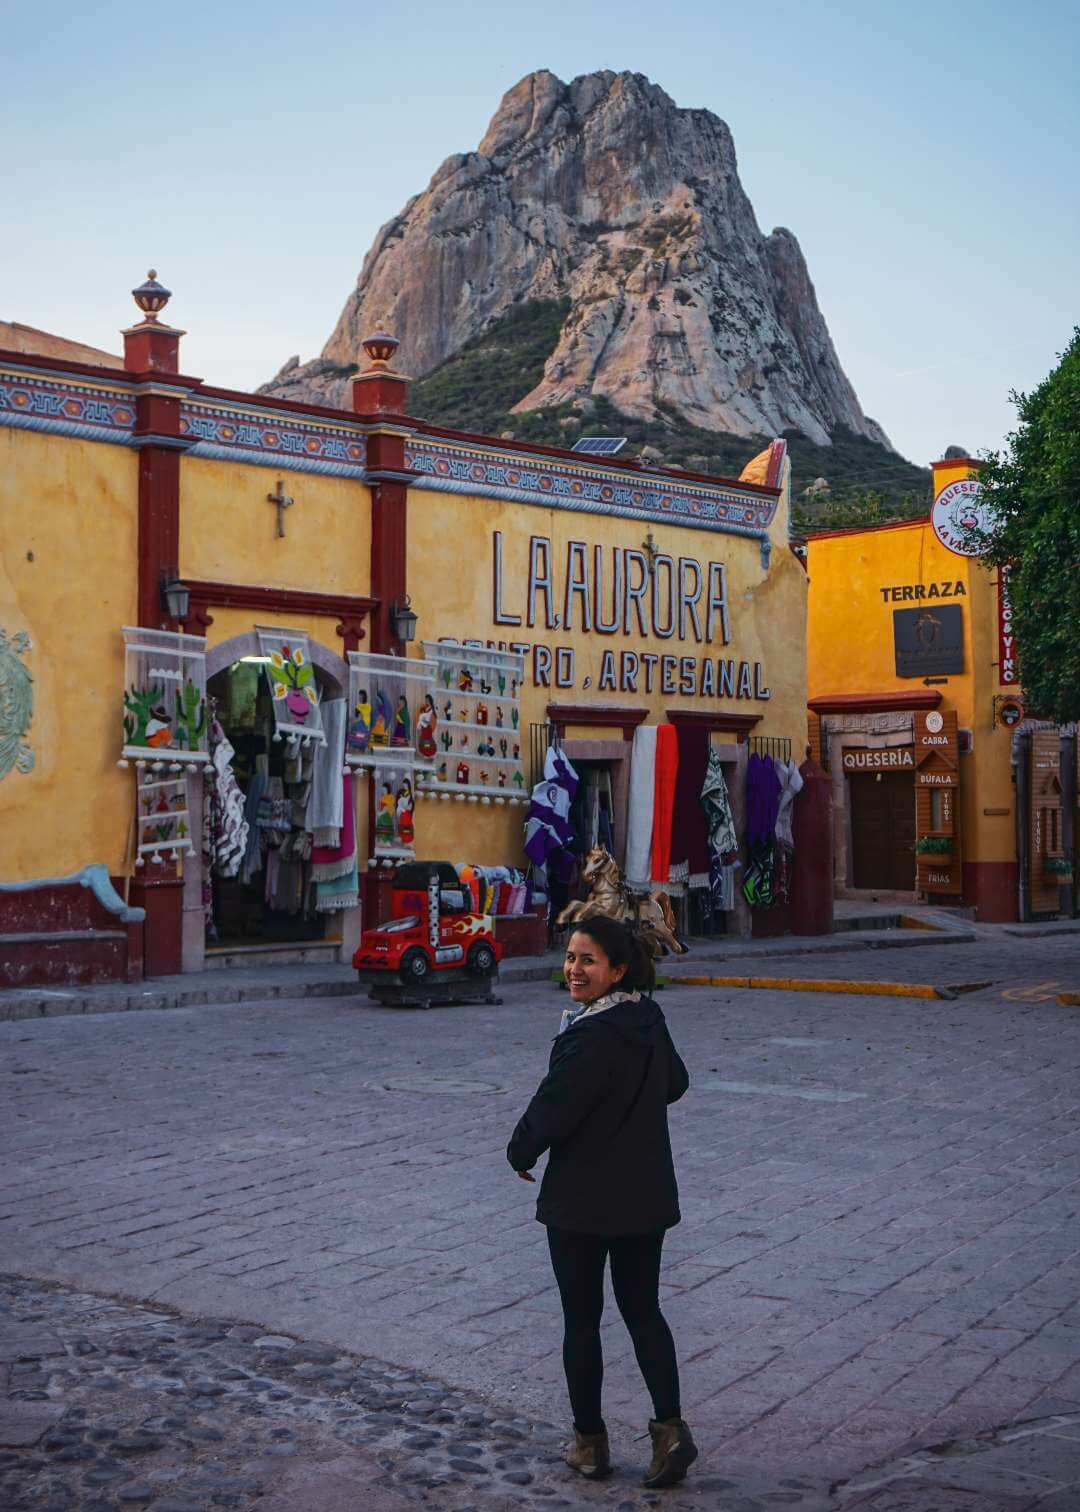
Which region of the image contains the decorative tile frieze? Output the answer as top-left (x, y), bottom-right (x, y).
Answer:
top-left (180, 400), bottom-right (367, 477)
top-left (0, 366), bottom-right (135, 444)
top-left (404, 438), bottom-right (778, 539)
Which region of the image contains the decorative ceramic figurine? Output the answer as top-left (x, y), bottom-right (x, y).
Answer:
top-left (416, 695), bottom-right (438, 760)
top-left (475, 701), bottom-right (489, 726)
top-left (495, 706), bottom-right (504, 728)
top-left (457, 665), bottom-right (474, 692)
top-left (390, 695), bottom-right (411, 747)
top-left (348, 688), bottom-right (372, 753)
top-left (396, 779), bottom-right (414, 846)
top-left (376, 782), bottom-right (395, 844)
top-left (456, 760), bottom-right (470, 785)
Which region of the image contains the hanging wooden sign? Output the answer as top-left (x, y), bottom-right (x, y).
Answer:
top-left (914, 708), bottom-right (961, 894)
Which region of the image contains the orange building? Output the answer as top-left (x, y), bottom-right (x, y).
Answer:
top-left (805, 457), bottom-right (1076, 922)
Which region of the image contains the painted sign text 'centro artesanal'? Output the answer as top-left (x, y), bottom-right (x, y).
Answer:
top-left (487, 531), bottom-right (770, 698)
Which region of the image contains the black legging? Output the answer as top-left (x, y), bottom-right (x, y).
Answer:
top-left (546, 1227), bottom-right (680, 1435)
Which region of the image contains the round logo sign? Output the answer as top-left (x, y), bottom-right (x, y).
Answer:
top-left (925, 711), bottom-right (944, 734)
top-left (998, 697), bottom-right (1024, 729)
top-left (932, 478), bottom-right (992, 557)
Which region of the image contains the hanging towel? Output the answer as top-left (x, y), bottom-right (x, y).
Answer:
top-left (309, 698), bottom-right (347, 844)
top-left (311, 773), bottom-right (357, 882)
top-left (524, 745), bottom-right (580, 872)
top-left (775, 760), bottom-right (804, 850)
top-left (625, 725), bottom-right (658, 890)
top-left (315, 778), bottom-right (358, 912)
top-left (651, 724), bottom-right (679, 884)
top-left (700, 748), bottom-right (737, 858)
top-left (670, 722), bottom-right (710, 876)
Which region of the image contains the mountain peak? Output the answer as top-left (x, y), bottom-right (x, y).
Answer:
top-left (261, 71), bottom-right (890, 452)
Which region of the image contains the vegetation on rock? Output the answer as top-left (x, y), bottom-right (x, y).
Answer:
top-left (408, 298), bottom-right (930, 521)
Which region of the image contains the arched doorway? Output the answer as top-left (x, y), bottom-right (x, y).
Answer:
top-left (181, 631), bottom-right (359, 972)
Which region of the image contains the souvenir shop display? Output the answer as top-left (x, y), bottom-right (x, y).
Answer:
top-left (256, 626), bottom-right (326, 746)
top-left (700, 747), bottom-right (739, 913)
top-left (119, 626), bottom-right (209, 770)
top-left (419, 643), bottom-right (528, 806)
top-left (345, 651), bottom-right (435, 867)
top-left (134, 770), bottom-right (195, 867)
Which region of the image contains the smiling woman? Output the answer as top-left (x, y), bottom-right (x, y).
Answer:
top-left (506, 916), bottom-right (697, 1489)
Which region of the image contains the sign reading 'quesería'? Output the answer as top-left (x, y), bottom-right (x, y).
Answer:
top-left (488, 531), bottom-right (770, 697)
top-left (842, 746), bottom-right (915, 772)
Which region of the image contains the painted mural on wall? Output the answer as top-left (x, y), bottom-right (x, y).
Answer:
top-left (0, 628), bottom-right (34, 781)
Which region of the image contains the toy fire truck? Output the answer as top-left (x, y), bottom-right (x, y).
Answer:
top-left (352, 861), bottom-right (502, 1007)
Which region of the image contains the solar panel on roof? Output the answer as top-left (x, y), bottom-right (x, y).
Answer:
top-left (571, 436), bottom-right (628, 456)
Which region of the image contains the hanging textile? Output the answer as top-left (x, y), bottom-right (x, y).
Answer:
top-left (345, 651), bottom-right (436, 768)
top-left (256, 626), bottom-right (325, 745)
top-left (421, 641), bottom-right (528, 806)
top-left (670, 723), bottom-right (711, 883)
top-left (700, 748), bottom-right (737, 857)
top-left (651, 723), bottom-right (680, 885)
top-left (743, 753), bottom-right (782, 908)
top-left (208, 713), bottom-right (248, 879)
top-left (774, 759), bottom-right (804, 851)
top-left (625, 725), bottom-right (658, 890)
top-left (135, 771), bottom-right (196, 867)
top-left (309, 698), bottom-right (347, 844)
top-left (120, 627), bottom-right (208, 770)
top-left (240, 754), bottom-right (269, 885)
top-left (524, 744), bottom-right (580, 875)
top-left (314, 774), bottom-right (359, 913)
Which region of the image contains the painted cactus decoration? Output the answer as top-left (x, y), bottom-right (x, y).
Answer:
top-left (0, 628), bottom-right (34, 780)
top-left (123, 684), bottom-right (168, 748)
top-left (174, 678), bottom-right (207, 750)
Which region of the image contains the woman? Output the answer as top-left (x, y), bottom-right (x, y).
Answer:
top-left (507, 916), bottom-right (696, 1489)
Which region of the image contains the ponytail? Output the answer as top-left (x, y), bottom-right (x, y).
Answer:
top-left (568, 915), bottom-right (656, 995)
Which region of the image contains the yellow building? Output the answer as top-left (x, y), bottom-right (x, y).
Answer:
top-left (806, 457), bottom-right (1075, 921)
top-left (0, 275), bottom-right (810, 982)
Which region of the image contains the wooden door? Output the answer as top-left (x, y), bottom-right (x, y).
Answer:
top-left (850, 772), bottom-right (916, 890)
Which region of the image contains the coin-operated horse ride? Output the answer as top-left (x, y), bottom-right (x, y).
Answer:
top-left (353, 861), bottom-right (503, 1007)
top-left (557, 846), bottom-right (687, 958)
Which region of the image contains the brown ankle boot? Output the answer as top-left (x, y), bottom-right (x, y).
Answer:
top-left (643, 1416), bottom-right (697, 1488)
top-left (564, 1426), bottom-right (612, 1478)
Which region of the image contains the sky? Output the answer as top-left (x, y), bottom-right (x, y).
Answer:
top-left (3, 0), bottom-right (1077, 468)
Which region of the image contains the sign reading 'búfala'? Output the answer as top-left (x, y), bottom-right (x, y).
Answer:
top-left (893, 604), bottom-right (964, 678)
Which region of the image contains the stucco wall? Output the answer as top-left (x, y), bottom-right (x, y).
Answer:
top-left (407, 482), bottom-right (808, 867)
top-left (0, 428), bottom-right (137, 877)
top-left (180, 457), bottom-right (371, 597)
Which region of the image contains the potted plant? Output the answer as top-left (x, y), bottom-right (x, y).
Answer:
top-left (915, 836), bottom-right (953, 859)
top-left (1043, 855), bottom-right (1074, 883)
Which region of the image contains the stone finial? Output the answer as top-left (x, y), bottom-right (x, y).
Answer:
top-left (361, 331), bottom-right (400, 370)
top-left (131, 270), bottom-right (172, 324)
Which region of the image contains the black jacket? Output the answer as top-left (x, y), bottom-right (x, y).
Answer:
top-left (507, 995), bottom-right (689, 1236)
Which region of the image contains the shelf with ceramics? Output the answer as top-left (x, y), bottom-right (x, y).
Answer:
top-left (422, 642), bottom-right (526, 807)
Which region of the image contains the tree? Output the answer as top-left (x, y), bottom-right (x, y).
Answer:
top-left (975, 330), bottom-right (1080, 724)
top-left (792, 488), bottom-right (927, 537)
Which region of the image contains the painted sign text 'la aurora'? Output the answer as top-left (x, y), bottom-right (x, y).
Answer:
top-left (487, 532), bottom-right (770, 698)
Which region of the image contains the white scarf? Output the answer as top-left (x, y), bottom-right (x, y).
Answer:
top-left (558, 989), bottom-right (641, 1036)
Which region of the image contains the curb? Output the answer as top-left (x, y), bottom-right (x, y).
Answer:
top-left (669, 974), bottom-right (995, 1001)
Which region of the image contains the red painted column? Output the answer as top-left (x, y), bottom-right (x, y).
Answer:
top-left (123, 275), bottom-right (193, 972)
top-left (791, 755), bottom-right (834, 935)
top-left (352, 334), bottom-right (416, 919)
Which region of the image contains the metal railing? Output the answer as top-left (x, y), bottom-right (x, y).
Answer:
top-left (747, 735), bottom-right (792, 762)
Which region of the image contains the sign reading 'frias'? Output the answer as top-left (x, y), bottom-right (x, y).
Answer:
top-left (488, 531), bottom-right (770, 698)
top-left (931, 478), bottom-right (992, 557)
top-left (893, 604), bottom-right (964, 678)
top-left (842, 746), bottom-right (915, 773)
